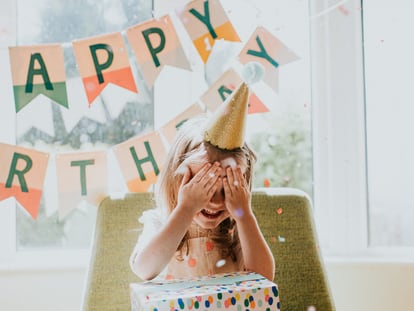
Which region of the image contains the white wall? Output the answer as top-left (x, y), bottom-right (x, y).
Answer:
top-left (0, 268), bottom-right (84, 311)
top-left (327, 262), bottom-right (414, 311)
top-left (1, 262), bottom-right (413, 311)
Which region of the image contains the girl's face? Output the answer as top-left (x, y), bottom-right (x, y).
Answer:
top-left (189, 157), bottom-right (246, 229)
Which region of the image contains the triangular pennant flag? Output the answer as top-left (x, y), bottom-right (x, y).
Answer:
top-left (176, 0), bottom-right (241, 63)
top-left (112, 131), bottom-right (167, 192)
top-left (160, 103), bottom-right (205, 145)
top-left (55, 151), bottom-right (108, 219)
top-left (73, 32), bottom-right (138, 106)
top-left (0, 143), bottom-right (49, 219)
top-left (126, 14), bottom-right (191, 88)
top-left (239, 26), bottom-right (299, 92)
top-left (9, 44), bottom-right (69, 112)
top-left (201, 68), bottom-right (269, 114)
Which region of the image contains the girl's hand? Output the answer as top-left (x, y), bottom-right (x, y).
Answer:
top-left (177, 162), bottom-right (221, 215)
top-left (223, 166), bottom-right (252, 221)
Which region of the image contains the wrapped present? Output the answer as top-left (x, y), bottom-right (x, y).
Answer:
top-left (130, 271), bottom-right (280, 311)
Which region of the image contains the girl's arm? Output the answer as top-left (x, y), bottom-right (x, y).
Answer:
top-left (223, 166), bottom-right (275, 281)
top-left (131, 162), bottom-right (222, 280)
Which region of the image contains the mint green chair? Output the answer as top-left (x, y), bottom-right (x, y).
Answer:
top-left (81, 188), bottom-right (335, 310)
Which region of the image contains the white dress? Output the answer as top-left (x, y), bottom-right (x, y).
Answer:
top-left (130, 208), bottom-right (243, 280)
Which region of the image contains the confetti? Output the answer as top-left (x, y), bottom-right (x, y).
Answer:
top-left (338, 5), bottom-right (349, 15)
top-left (206, 241), bottom-right (215, 252)
top-left (234, 208), bottom-right (244, 218)
top-left (188, 257), bottom-right (197, 267)
top-left (278, 236), bottom-right (286, 243)
top-left (283, 176), bottom-right (291, 182)
top-left (216, 259), bottom-right (226, 268)
top-left (263, 178), bottom-right (271, 187)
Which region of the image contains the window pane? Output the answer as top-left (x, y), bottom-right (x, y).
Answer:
top-left (14, 0), bottom-right (312, 250)
top-left (219, 0), bottom-right (313, 195)
top-left (16, 0), bottom-right (153, 250)
top-left (363, 0), bottom-right (414, 246)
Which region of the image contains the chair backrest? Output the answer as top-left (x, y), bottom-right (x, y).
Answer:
top-left (252, 188), bottom-right (335, 310)
top-left (81, 188), bottom-right (335, 311)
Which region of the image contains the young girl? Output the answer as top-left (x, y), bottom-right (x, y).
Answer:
top-left (130, 83), bottom-right (275, 281)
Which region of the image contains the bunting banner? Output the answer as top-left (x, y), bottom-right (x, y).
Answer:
top-left (239, 26), bottom-right (299, 92)
top-left (176, 0), bottom-right (241, 63)
top-left (0, 3), bottom-right (301, 220)
top-left (201, 68), bottom-right (269, 114)
top-left (126, 14), bottom-right (191, 88)
top-left (9, 44), bottom-right (69, 112)
top-left (55, 151), bottom-right (108, 219)
top-left (0, 143), bottom-right (49, 219)
top-left (112, 131), bottom-right (167, 192)
top-left (160, 103), bottom-right (205, 145)
top-left (72, 32), bottom-right (138, 106)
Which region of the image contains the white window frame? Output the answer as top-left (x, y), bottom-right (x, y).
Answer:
top-left (311, 0), bottom-right (414, 261)
top-left (310, 0), bottom-right (368, 255)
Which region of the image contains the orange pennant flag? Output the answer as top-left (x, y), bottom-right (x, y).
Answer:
top-left (73, 32), bottom-right (138, 106)
top-left (201, 69), bottom-right (269, 114)
top-left (55, 151), bottom-right (108, 219)
top-left (112, 131), bottom-right (167, 192)
top-left (126, 14), bottom-right (191, 88)
top-left (0, 143), bottom-right (49, 219)
top-left (176, 0), bottom-right (241, 63)
top-left (160, 103), bottom-right (205, 145)
top-left (239, 26), bottom-right (299, 92)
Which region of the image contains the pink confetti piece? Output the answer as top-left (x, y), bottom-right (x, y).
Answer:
top-left (338, 5), bottom-right (349, 15)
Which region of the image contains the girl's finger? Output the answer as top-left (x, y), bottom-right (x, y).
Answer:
top-left (204, 169), bottom-right (220, 189)
top-left (206, 177), bottom-right (220, 197)
top-left (203, 164), bottom-right (221, 185)
top-left (192, 163), bottom-right (212, 183)
top-left (226, 166), bottom-right (238, 189)
top-left (181, 168), bottom-right (191, 187)
top-left (223, 176), bottom-right (232, 196)
top-left (235, 166), bottom-right (245, 188)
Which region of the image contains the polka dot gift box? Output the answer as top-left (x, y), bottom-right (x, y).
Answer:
top-left (130, 271), bottom-right (280, 311)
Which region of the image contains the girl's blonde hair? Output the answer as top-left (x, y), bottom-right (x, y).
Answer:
top-left (155, 116), bottom-right (256, 261)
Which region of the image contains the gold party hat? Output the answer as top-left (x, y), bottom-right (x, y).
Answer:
top-left (204, 82), bottom-right (249, 150)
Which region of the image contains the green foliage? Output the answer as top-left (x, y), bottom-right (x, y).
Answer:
top-left (250, 113), bottom-right (313, 197)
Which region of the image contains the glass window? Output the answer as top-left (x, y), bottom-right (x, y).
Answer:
top-left (12, 0), bottom-right (312, 251)
top-left (15, 0), bottom-right (154, 250)
top-left (363, 0), bottom-right (414, 246)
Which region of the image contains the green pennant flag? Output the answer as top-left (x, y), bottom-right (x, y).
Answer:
top-left (9, 45), bottom-right (69, 112)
